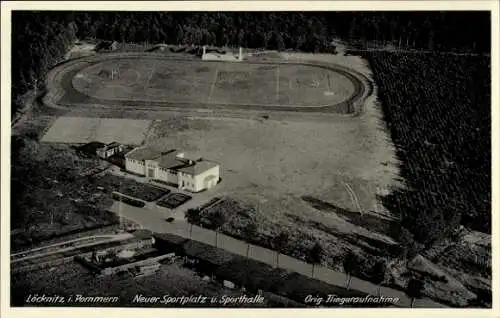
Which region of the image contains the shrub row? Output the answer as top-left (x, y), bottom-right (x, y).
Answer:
top-left (112, 192), bottom-right (146, 208)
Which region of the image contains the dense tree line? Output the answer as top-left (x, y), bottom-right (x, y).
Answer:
top-left (69, 11), bottom-right (490, 52)
top-left (361, 51), bottom-right (491, 246)
top-left (11, 11), bottom-right (490, 117)
top-left (12, 12), bottom-right (78, 112)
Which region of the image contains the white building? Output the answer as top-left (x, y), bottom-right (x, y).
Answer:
top-left (96, 141), bottom-right (124, 159)
top-left (124, 147), bottom-right (220, 192)
top-left (202, 46), bottom-right (244, 62)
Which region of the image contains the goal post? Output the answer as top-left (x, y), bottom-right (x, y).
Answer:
top-left (111, 68), bottom-right (120, 80)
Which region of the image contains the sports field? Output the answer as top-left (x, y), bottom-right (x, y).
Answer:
top-left (47, 53), bottom-right (368, 113)
top-left (73, 58), bottom-right (356, 106)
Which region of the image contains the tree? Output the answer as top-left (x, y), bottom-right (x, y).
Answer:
top-left (267, 31), bottom-right (285, 51)
top-left (342, 251), bottom-right (358, 290)
top-left (348, 17), bottom-right (358, 40)
top-left (242, 222), bottom-right (257, 240)
top-left (242, 222), bottom-right (257, 257)
top-left (271, 231), bottom-right (289, 267)
top-left (370, 260), bottom-right (387, 297)
top-left (185, 208), bottom-right (201, 224)
top-left (397, 227), bottom-right (422, 264)
top-left (175, 25), bottom-right (185, 45)
top-left (211, 210), bottom-right (226, 247)
top-left (406, 278), bottom-right (424, 308)
top-left (307, 241), bottom-right (323, 277)
top-left (212, 210), bottom-right (226, 229)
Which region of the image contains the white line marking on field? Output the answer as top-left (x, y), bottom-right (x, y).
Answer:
top-left (129, 69), bottom-right (142, 86)
top-left (276, 65), bottom-right (280, 101)
top-left (208, 68), bottom-right (219, 102)
top-left (344, 182), bottom-right (363, 214)
top-left (144, 63), bottom-right (156, 89)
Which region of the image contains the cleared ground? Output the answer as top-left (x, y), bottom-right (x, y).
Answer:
top-left (41, 117), bottom-right (152, 144)
top-left (146, 116), bottom-right (394, 212)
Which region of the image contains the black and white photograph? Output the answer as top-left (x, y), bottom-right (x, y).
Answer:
top-left (1, 1), bottom-right (497, 314)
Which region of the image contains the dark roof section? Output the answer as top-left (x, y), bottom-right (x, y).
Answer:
top-left (124, 146), bottom-right (163, 161)
top-left (98, 141), bottom-right (122, 151)
top-left (75, 141), bottom-right (105, 155)
top-left (153, 233), bottom-right (188, 245)
top-left (106, 141), bottom-right (121, 148)
top-left (157, 150), bottom-right (189, 170)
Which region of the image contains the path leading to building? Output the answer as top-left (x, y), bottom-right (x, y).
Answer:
top-left (108, 201), bottom-right (446, 308)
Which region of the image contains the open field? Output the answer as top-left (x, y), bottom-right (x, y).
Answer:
top-left (73, 57), bottom-right (356, 107)
top-left (44, 53), bottom-right (369, 114)
top-left (41, 116), bottom-right (152, 144)
top-left (145, 113), bottom-right (399, 216)
top-left (137, 88), bottom-right (402, 282)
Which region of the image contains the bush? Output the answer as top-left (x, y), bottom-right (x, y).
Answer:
top-left (94, 174), bottom-right (168, 201)
top-left (112, 192), bottom-right (145, 207)
top-left (185, 208), bottom-right (201, 224)
top-left (157, 193), bottom-right (192, 209)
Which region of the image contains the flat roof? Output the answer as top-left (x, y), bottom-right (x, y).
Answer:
top-left (125, 146), bottom-right (219, 175)
top-left (124, 146), bottom-right (162, 161)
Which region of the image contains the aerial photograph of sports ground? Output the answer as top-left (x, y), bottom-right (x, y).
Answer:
top-left (8, 11), bottom-right (491, 308)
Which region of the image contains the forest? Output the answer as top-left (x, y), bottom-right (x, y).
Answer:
top-left (360, 51), bottom-right (491, 245)
top-left (11, 11), bottom-right (490, 116)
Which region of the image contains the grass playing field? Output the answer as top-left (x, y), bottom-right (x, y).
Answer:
top-left (46, 53), bottom-right (367, 113)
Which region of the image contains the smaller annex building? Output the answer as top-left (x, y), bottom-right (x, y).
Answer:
top-left (124, 147), bottom-right (220, 193)
top-left (97, 141), bottom-right (124, 159)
